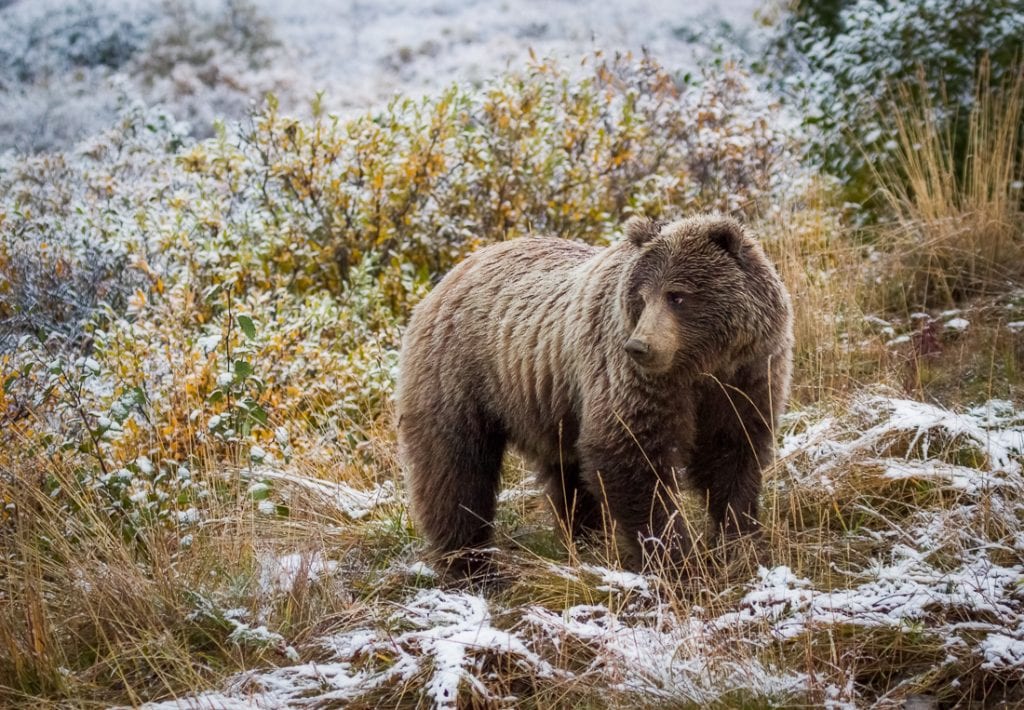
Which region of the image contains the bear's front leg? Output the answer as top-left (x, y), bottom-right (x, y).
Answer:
top-left (690, 365), bottom-right (781, 539)
top-left (577, 420), bottom-right (694, 572)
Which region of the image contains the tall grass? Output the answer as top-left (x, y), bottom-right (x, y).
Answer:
top-left (756, 185), bottom-right (890, 404)
top-left (873, 59), bottom-right (1024, 307)
top-left (0, 448), bottom-right (374, 706)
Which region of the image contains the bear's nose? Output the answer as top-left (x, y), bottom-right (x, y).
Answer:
top-left (624, 339), bottom-right (650, 359)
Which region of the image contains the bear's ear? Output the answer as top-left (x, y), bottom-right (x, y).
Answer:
top-left (624, 216), bottom-right (663, 247)
top-left (706, 221), bottom-right (746, 260)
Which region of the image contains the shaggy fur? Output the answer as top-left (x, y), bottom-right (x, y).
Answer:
top-left (397, 215), bottom-right (793, 571)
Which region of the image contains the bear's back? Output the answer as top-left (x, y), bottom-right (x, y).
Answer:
top-left (399, 236), bottom-right (609, 464)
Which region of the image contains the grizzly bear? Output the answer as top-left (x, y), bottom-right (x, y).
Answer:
top-left (397, 215), bottom-right (793, 572)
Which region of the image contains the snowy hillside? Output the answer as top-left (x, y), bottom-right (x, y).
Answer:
top-left (0, 0), bottom-right (762, 152)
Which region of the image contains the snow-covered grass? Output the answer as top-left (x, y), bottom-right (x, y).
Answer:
top-left (3, 378), bottom-right (1022, 706)
top-left (14, 392), bottom-right (1007, 708)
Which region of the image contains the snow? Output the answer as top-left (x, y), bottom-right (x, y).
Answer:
top-left (798, 394), bottom-right (1024, 474)
top-left (197, 333), bottom-right (221, 355)
top-left (880, 459), bottom-right (1009, 494)
top-left (404, 560), bottom-right (438, 578)
top-left (176, 507), bottom-right (200, 524)
top-left (979, 631), bottom-right (1024, 671)
top-left (153, 589), bottom-right (557, 708)
top-left (254, 0), bottom-right (763, 115)
top-left (244, 466), bottom-right (395, 519)
top-left (226, 622), bottom-right (287, 648)
top-left (258, 552), bottom-right (338, 595)
top-left (524, 602), bottom-right (810, 703)
top-left (583, 563), bottom-right (652, 596)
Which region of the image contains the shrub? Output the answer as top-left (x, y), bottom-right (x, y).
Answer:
top-left (1, 53), bottom-right (800, 507)
top-left (0, 0), bottom-right (285, 152)
top-left (0, 1), bottom-right (154, 84)
top-left (768, 0), bottom-right (1024, 201)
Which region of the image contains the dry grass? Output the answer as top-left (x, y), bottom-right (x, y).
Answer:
top-left (872, 59), bottom-right (1024, 307)
top-left (3, 376), bottom-right (1023, 705)
top-left (756, 184), bottom-right (893, 404)
top-left (0, 448), bottom-right (391, 706)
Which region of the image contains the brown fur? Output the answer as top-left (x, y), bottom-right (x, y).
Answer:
top-left (397, 214), bottom-right (793, 571)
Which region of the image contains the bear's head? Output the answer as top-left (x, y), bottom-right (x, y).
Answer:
top-left (619, 215), bottom-right (782, 375)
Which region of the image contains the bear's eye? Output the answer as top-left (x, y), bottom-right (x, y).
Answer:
top-left (667, 292), bottom-right (687, 306)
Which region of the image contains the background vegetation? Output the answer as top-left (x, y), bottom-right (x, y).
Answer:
top-left (1, 0), bottom-right (1023, 706)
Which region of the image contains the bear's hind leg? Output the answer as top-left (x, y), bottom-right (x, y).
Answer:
top-left (402, 412), bottom-right (506, 565)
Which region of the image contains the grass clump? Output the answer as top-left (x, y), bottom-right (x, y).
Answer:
top-left (873, 59), bottom-right (1024, 308)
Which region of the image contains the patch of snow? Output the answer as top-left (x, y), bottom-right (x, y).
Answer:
top-left (583, 564), bottom-right (652, 596)
top-left (838, 396), bottom-right (1024, 474)
top-left (172, 589), bottom-right (557, 708)
top-left (197, 332), bottom-right (221, 355)
top-left (497, 480), bottom-right (543, 503)
top-left (246, 481), bottom-right (271, 498)
top-left (246, 466), bottom-right (395, 520)
top-left (979, 630), bottom-right (1024, 671)
top-left (258, 552), bottom-right (338, 595)
top-left (778, 416), bottom-right (836, 459)
top-left (524, 602), bottom-right (809, 703)
top-left (879, 459), bottom-right (1011, 495)
top-left (227, 622), bottom-right (286, 648)
top-left (404, 561), bottom-right (438, 578)
top-left (943, 317), bottom-right (969, 332)
top-left (176, 507), bottom-right (200, 525)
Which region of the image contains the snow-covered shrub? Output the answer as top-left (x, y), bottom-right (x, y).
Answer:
top-left (769, 0), bottom-right (1024, 198)
top-left (134, 0), bottom-right (285, 138)
top-left (0, 0), bottom-right (154, 84)
top-left (194, 54), bottom-right (795, 293)
top-left (0, 97), bottom-right (187, 351)
top-left (1, 53), bottom-right (799, 538)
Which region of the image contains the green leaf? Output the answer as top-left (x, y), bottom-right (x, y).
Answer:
top-left (238, 315), bottom-right (256, 340)
top-left (249, 404), bottom-right (269, 427)
top-left (234, 360), bottom-right (254, 379)
top-left (207, 389), bottom-right (225, 404)
top-left (3, 374), bottom-right (17, 394)
top-left (129, 386), bottom-right (148, 407)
